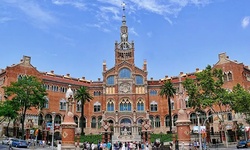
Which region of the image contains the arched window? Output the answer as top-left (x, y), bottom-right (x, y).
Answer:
top-left (45, 114), bottom-right (52, 123)
top-left (173, 115), bottom-right (178, 126)
top-left (94, 102), bottom-right (101, 112)
top-left (136, 75), bottom-right (143, 85)
top-left (98, 116), bottom-right (102, 128)
top-left (149, 116), bottom-right (154, 128)
top-left (155, 116), bottom-right (160, 128)
top-left (107, 76), bottom-right (115, 85)
top-left (120, 99), bottom-right (132, 111)
top-left (107, 100), bottom-right (114, 111)
top-left (91, 117), bottom-right (96, 128)
top-left (190, 113), bottom-right (197, 124)
top-left (119, 68), bottom-right (131, 78)
top-left (228, 72), bottom-right (233, 81)
top-left (200, 111), bottom-right (206, 124)
top-left (185, 96), bottom-right (190, 108)
top-left (150, 101), bottom-right (158, 112)
top-left (149, 90), bottom-right (157, 95)
top-left (227, 113), bottom-right (232, 121)
top-left (137, 99), bottom-right (144, 111)
top-left (165, 115), bottom-right (170, 127)
top-left (223, 72), bottom-right (227, 82)
top-left (38, 114), bottom-right (43, 126)
top-left (59, 99), bottom-right (66, 110)
top-left (79, 117), bottom-right (86, 128)
top-left (44, 96), bottom-right (49, 109)
top-left (55, 115), bottom-right (61, 124)
top-left (74, 116), bottom-right (79, 127)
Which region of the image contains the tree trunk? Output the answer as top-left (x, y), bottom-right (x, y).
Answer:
top-left (21, 107), bottom-right (27, 140)
top-left (7, 119), bottom-right (10, 137)
top-left (81, 101), bottom-right (85, 136)
top-left (168, 97), bottom-right (172, 133)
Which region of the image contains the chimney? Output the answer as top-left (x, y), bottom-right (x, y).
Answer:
top-left (103, 60), bottom-right (106, 71)
top-left (196, 68), bottom-right (199, 72)
top-left (82, 77), bottom-right (85, 80)
top-left (98, 78), bottom-right (101, 81)
top-left (165, 75), bottom-right (168, 78)
top-left (143, 59), bottom-right (147, 71)
top-left (150, 77), bottom-right (153, 80)
top-left (66, 73), bottom-right (70, 77)
top-left (51, 70), bottom-right (54, 74)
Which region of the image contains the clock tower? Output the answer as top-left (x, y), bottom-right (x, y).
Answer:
top-left (115, 2), bottom-right (135, 65)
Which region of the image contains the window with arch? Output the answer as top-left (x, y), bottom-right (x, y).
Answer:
top-left (137, 99), bottom-right (144, 111)
top-left (173, 114), bottom-right (178, 126)
top-left (94, 91), bottom-right (101, 96)
top-left (227, 113), bottom-right (232, 121)
top-left (228, 72), bottom-right (233, 81)
top-left (120, 99), bottom-right (132, 111)
top-left (107, 100), bottom-right (114, 111)
top-left (38, 114), bottom-right (43, 126)
top-left (155, 116), bottom-right (161, 128)
top-left (149, 90), bottom-right (157, 95)
top-left (55, 115), bottom-right (61, 124)
top-left (45, 114), bottom-right (52, 123)
top-left (119, 68), bottom-right (131, 78)
top-left (137, 119), bottom-right (143, 135)
top-left (44, 96), bottom-right (49, 109)
top-left (107, 76), bottom-right (114, 85)
top-left (190, 113), bottom-right (197, 124)
top-left (223, 72), bottom-right (227, 82)
top-left (76, 100), bottom-right (82, 112)
top-left (98, 116), bottom-right (102, 128)
top-left (74, 116), bottom-right (79, 127)
top-left (149, 116), bottom-right (154, 128)
top-left (136, 75), bottom-right (143, 85)
top-left (200, 111), bottom-right (206, 124)
top-left (94, 102), bottom-right (101, 112)
top-left (79, 117), bottom-right (86, 128)
top-left (165, 115), bottom-right (170, 127)
top-left (59, 99), bottom-right (66, 110)
top-left (150, 101), bottom-right (158, 112)
top-left (91, 117), bottom-right (96, 128)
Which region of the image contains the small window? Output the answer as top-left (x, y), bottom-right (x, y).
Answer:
top-left (59, 99), bottom-right (66, 110)
top-left (150, 101), bottom-right (158, 112)
top-left (185, 97), bottom-right (190, 108)
top-left (149, 90), bottom-right (157, 95)
top-left (55, 115), bottom-right (61, 124)
top-left (149, 116), bottom-right (154, 128)
top-left (119, 68), bottom-right (131, 78)
top-left (227, 113), bottom-right (232, 121)
top-left (171, 100), bottom-right (174, 110)
top-left (107, 100), bottom-right (114, 111)
top-left (91, 117), bottom-right (96, 128)
top-left (76, 101), bottom-right (82, 112)
top-left (228, 72), bottom-right (233, 81)
top-left (74, 116), bottom-right (79, 127)
top-left (155, 116), bottom-right (160, 128)
top-left (136, 75), bottom-right (143, 85)
top-left (137, 99), bottom-right (144, 111)
top-left (98, 116), bottom-right (102, 128)
top-left (44, 96), bottom-right (49, 109)
top-left (165, 115), bottom-right (170, 127)
top-left (94, 91), bottom-right (101, 96)
top-left (94, 102), bottom-right (101, 112)
top-left (107, 76), bottom-right (115, 85)
top-left (223, 73), bottom-right (227, 82)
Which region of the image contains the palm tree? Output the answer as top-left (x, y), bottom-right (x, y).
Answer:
top-left (159, 80), bottom-right (176, 133)
top-left (74, 86), bottom-right (93, 135)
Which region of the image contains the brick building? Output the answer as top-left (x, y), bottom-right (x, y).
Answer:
top-left (0, 7), bottom-right (250, 143)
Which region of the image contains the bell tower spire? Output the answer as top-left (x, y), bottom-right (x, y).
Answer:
top-left (115, 2), bottom-right (134, 65)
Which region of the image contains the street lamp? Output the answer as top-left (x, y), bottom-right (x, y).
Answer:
top-left (51, 112), bottom-right (56, 150)
top-left (196, 112), bottom-right (202, 150)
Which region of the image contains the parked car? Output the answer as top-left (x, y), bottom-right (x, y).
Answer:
top-left (11, 139), bottom-right (28, 148)
top-left (2, 137), bottom-right (14, 145)
top-left (236, 140), bottom-right (248, 149)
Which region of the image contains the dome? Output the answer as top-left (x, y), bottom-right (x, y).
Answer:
top-left (66, 85), bottom-right (73, 99)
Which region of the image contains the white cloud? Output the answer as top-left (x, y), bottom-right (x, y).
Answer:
top-left (129, 27), bottom-right (138, 36)
top-left (0, 17), bottom-right (12, 23)
top-left (51, 0), bottom-right (86, 10)
top-left (147, 32), bottom-right (152, 38)
top-left (242, 16), bottom-right (250, 28)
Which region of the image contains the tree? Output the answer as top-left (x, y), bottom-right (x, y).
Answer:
top-left (0, 100), bottom-right (18, 137)
top-left (229, 84), bottom-right (250, 124)
top-left (74, 86), bottom-right (93, 135)
top-left (183, 65), bottom-right (230, 146)
top-left (3, 75), bottom-right (47, 139)
top-left (159, 80), bottom-right (176, 133)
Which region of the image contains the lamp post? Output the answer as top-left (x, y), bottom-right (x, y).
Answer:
top-left (51, 112), bottom-right (56, 150)
top-left (196, 112), bottom-right (202, 150)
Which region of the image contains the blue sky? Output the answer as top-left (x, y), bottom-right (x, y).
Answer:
top-left (0, 0), bottom-right (249, 81)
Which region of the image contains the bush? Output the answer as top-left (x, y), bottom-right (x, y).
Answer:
top-left (150, 133), bottom-right (172, 143)
top-left (80, 134), bottom-right (102, 144)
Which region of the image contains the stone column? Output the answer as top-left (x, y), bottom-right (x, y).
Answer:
top-left (176, 109), bottom-right (191, 149)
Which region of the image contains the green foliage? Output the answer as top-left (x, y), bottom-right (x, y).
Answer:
top-left (80, 134), bottom-right (102, 144)
top-left (183, 65), bottom-right (229, 114)
top-left (3, 75), bottom-right (47, 139)
top-left (150, 133), bottom-right (173, 143)
top-left (159, 80), bottom-right (176, 133)
top-left (74, 86), bottom-right (93, 135)
top-left (0, 100), bottom-right (18, 119)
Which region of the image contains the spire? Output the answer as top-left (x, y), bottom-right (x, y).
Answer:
top-left (122, 2), bottom-right (126, 26)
